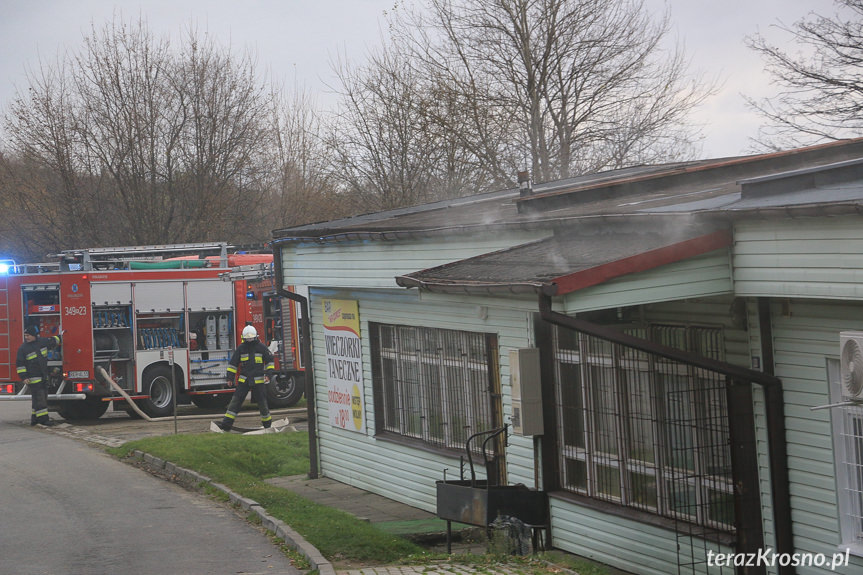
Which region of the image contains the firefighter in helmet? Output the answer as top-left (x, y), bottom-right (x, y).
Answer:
top-left (16, 325), bottom-right (62, 426)
top-left (214, 324), bottom-right (274, 431)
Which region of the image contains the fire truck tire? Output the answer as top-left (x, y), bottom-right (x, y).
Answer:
top-left (191, 393), bottom-right (232, 410)
top-left (56, 398), bottom-right (110, 420)
top-left (266, 373), bottom-right (304, 408)
top-left (140, 365), bottom-right (179, 418)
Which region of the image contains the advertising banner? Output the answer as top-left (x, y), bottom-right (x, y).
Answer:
top-left (322, 299), bottom-right (365, 433)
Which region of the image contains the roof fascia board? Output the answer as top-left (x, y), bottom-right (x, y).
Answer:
top-left (549, 229), bottom-right (733, 296)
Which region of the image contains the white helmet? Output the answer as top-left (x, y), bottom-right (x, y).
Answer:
top-left (242, 325), bottom-right (258, 341)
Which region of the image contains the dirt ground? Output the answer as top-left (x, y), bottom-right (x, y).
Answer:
top-left (51, 400), bottom-right (308, 445)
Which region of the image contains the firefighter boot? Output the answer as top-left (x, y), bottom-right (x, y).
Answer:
top-left (214, 420), bottom-right (232, 432)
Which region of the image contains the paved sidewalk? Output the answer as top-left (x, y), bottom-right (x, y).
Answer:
top-left (266, 475), bottom-right (549, 575)
top-left (336, 565), bottom-right (537, 574)
top-left (266, 475), bottom-right (437, 524)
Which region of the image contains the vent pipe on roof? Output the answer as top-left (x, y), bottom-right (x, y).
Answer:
top-left (518, 171), bottom-right (532, 197)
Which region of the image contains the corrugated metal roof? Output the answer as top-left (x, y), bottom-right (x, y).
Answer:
top-left (273, 138), bottom-right (863, 295)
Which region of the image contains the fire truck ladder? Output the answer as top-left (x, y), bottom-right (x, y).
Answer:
top-left (51, 242), bottom-right (234, 270)
top-left (0, 272), bottom-right (9, 380)
top-left (218, 263), bottom-right (274, 281)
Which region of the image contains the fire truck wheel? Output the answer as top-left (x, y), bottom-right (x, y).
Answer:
top-left (266, 373), bottom-right (304, 408)
top-left (140, 365), bottom-right (179, 418)
top-left (56, 398), bottom-right (110, 420)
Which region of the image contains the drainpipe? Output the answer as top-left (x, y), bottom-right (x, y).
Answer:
top-left (538, 294), bottom-right (795, 573)
top-left (758, 297), bottom-right (794, 572)
top-left (273, 245), bottom-right (320, 479)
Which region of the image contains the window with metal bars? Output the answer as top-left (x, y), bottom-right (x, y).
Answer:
top-left (552, 324), bottom-right (735, 532)
top-left (827, 358), bottom-right (863, 550)
top-left (369, 323), bottom-right (498, 452)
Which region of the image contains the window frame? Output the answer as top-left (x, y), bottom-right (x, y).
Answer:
top-left (369, 322), bottom-right (500, 455)
top-left (828, 356), bottom-right (863, 554)
top-left (553, 324), bottom-right (736, 533)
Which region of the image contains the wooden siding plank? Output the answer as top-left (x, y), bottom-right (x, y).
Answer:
top-left (308, 288), bottom-right (540, 511)
top-left (550, 500), bottom-right (731, 575)
top-left (280, 231), bottom-right (547, 289)
top-left (562, 251), bottom-right (732, 314)
top-left (764, 300), bottom-right (863, 560)
top-left (734, 217), bottom-right (863, 299)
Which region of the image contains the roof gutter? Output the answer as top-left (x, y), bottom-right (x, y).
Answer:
top-left (538, 294), bottom-right (795, 572)
top-left (395, 276), bottom-right (548, 295)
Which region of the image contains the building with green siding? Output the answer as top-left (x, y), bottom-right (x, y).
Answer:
top-left (272, 139), bottom-right (863, 574)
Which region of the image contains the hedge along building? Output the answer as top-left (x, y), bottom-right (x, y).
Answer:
top-left (272, 138), bottom-right (863, 575)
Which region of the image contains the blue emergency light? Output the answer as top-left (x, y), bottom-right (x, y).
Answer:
top-left (0, 259), bottom-right (17, 275)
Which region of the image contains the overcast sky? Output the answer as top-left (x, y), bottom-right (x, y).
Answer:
top-left (0, 0), bottom-right (841, 159)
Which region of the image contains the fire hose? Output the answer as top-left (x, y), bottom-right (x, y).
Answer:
top-left (96, 366), bottom-right (298, 423)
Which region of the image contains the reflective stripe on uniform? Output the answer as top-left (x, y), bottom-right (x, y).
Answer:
top-left (226, 365), bottom-right (238, 374)
top-left (26, 352), bottom-right (38, 361)
top-left (253, 376), bottom-right (267, 384)
top-left (17, 366), bottom-right (26, 375)
top-left (27, 377), bottom-right (42, 384)
top-left (225, 411), bottom-right (237, 420)
top-left (254, 354), bottom-right (263, 364)
top-left (265, 362), bottom-right (275, 371)
top-left (261, 414), bottom-right (272, 423)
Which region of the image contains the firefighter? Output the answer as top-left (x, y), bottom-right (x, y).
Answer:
top-left (214, 325), bottom-right (274, 431)
top-left (16, 325), bottom-right (62, 426)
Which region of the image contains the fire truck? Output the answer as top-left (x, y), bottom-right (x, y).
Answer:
top-left (0, 242), bottom-right (304, 420)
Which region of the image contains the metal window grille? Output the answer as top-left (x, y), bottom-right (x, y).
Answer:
top-left (553, 324), bottom-right (735, 535)
top-left (828, 358), bottom-right (863, 545)
top-left (370, 323), bottom-right (497, 452)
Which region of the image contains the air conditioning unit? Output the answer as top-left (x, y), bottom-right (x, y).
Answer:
top-left (509, 348), bottom-right (544, 436)
top-left (839, 332), bottom-right (863, 398)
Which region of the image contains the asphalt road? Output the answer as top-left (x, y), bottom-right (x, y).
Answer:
top-left (0, 400), bottom-right (305, 575)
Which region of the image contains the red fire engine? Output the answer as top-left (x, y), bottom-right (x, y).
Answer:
top-left (0, 243), bottom-right (304, 420)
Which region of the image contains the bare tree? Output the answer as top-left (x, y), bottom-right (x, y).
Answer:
top-left (379, 0), bottom-right (711, 186)
top-left (746, 0), bottom-right (863, 150)
top-left (0, 153), bottom-right (64, 262)
top-left (326, 0), bottom-right (711, 208)
top-left (326, 46), bottom-right (474, 211)
top-left (260, 87), bottom-right (351, 232)
top-left (3, 15), bottom-right (274, 250)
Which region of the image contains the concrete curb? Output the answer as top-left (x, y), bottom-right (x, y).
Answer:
top-left (129, 450), bottom-right (335, 574)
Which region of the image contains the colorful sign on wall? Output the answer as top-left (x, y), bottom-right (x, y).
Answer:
top-left (322, 298), bottom-right (365, 433)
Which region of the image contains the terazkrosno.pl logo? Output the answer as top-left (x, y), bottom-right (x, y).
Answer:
top-left (708, 548), bottom-right (851, 571)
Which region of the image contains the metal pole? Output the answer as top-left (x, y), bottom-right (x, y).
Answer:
top-left (170, 347), bottom-right (178, 435)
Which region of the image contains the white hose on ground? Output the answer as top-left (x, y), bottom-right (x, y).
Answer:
top-left (95, 366), bottom-right (299, 423)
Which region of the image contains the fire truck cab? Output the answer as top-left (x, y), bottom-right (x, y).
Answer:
top-left (0, 242), bottom-right (304, 419)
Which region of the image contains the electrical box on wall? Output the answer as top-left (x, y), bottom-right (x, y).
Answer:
top-left (509, 348), bottom-right (544, 436)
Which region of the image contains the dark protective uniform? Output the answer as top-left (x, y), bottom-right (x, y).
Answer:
top-left (218, 338), bottom-right (274, 430)
top-left (16, 334), bottom-right (62, 425)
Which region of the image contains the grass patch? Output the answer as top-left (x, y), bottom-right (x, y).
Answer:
top-left (109, 432), bottom-right (614, 573)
